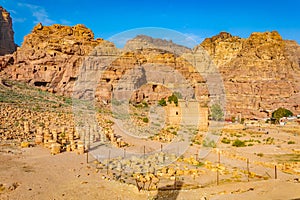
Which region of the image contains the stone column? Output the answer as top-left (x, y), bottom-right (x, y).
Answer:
top-left (199, 107), bottom-right (208, 131)
top-left (24, 121), bottom-right (30, 134)
top-left (43, 128), bottom-right (52, 145)
top-left (77, 140), bottom-right (85, 154)
top-left (35, 126), bottom-right (44, 144)
top-left (52, 129), bottom-right (57, 142)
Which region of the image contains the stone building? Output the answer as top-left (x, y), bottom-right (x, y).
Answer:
top-left (166, 99), bottom-right (208, 131)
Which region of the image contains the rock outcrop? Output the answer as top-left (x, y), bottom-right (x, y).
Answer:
top-left (0, 6), bottom-right (16, 55)
top-left (200, 31), bottom-right (300, 119)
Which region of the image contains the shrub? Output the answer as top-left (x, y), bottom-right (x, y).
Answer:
top-left (240, 118), bottom-right (245, 124)
top-left (142, 101), bottom-right (148, 107)
top-left (232, 139), bottom-right (246, 147)
top-left (257, 153), bottom-right (264, 157)
top-left (265, 137), bottom-right (274, 144)
top-left (14, 121), bottom-right (19, 127)
top-left (231, 116), bottom-right (236, 123)
top-left (142, 117), bottom-right (149, 123)
top-left (203, 139), bottom-right (216, 148)
top-left (171, 131), bottom-right (177, 135)
top-left (64, 97), bottom-right (72, 105)
top-left (287, 141), bottom-right (295, 144)
top-left (221, 137), bottom-right (231, 144)
top-left (60, 132), bottom-right (66, 138)
top-left (210, 103), bottom-right (224, 121)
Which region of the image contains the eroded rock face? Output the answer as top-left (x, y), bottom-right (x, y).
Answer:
top-left (0, 6), bottom-right (17, 56)
top-left (94, 48), bottom-right (208, 106)
top-left (200, 31), bottom-right (300, 119)
top-left (1, 23), bottom-right (299, 119)
top-left (0, 23), bottom-right (110, 96)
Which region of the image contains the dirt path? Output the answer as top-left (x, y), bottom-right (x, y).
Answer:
top-left (0, 147), bottom-right (147, 200)
top-left (1, 146), bottom-right (300, 200)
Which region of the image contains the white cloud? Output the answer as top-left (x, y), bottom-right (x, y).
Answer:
top-left (13, 17), bottom-right (26, 23)
top-left (7, 9), bottom-right (26, 23)
top-left (60, 19), bottom-right (72, 25)
top-left (17, 3), bottom-right (56, 25)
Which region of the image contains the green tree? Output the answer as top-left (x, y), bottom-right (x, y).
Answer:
top-left (168, 93), bottom-right (178, 106)
top-left (210, 103), bottom-right (224, 121)
top-left (173, 91), bottom-right (182, 99)
top-left (158, 98), bottom-right (167, 106)
top-left (272, 107), bottom-right (293, 123)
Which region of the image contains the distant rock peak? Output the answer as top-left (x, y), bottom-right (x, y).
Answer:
top-left (124, 34), bottom-right (191, 55)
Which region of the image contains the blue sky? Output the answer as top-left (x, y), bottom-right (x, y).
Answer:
top-left (1, 0), bottom-right (300, 47)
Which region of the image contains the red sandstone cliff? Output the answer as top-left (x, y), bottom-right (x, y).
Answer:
top-left (0, 22), bottom-right (299, 119)
top-left (200, 31), bottom-right (300, 118)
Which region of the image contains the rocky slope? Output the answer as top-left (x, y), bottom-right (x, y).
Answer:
top-left (0, 6), bottom-right (17, 56)
top-left (200, 31), bottom-right (300, 119)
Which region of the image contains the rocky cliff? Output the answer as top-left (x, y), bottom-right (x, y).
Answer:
top-left (0, 22), bottom-right (299, 119)
top-left (0, 6), bottom-right (16, 55)
top-left (0, 23), bottom-right (111, 95)
top-left (200, 31), bottom-right (300, 119)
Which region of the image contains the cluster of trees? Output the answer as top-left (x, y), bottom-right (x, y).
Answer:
top-left (271, 107), bottom-right (293, 123)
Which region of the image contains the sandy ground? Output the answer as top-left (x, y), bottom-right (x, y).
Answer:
top-left (0, 146), bottom-right (300, 200)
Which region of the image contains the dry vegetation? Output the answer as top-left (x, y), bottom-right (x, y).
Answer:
top-left (1, 80), bottom-right (300, 199)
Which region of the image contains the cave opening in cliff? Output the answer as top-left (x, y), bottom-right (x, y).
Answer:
top-left (34, 81), bottom-right (48, 87)
top-left (69, 77), bottom-right (77, 82)
top-left (152, 84), bottom-right (157, 92)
